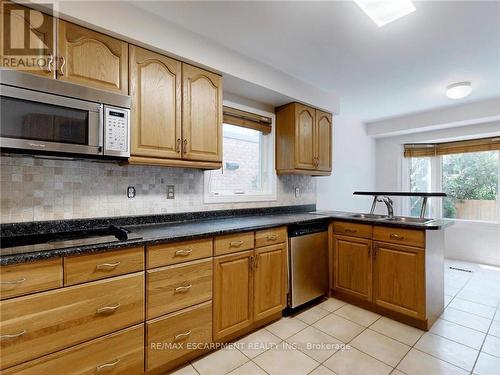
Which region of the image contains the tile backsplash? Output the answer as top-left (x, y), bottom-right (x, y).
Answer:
top-left (0, 155), bottom-right (316, 223)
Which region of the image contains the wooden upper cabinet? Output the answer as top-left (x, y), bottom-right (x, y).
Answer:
top-left (0, 1), bottom-right (56, 78)
top-left (182, 63), bottom-right (222, 162)
top-left (276, 102), bottom-right (333, 176)
top-left (373, 242), bottom-right (425, 319)
top-left (295, 104), bottom-right (316, 170)
top-left (129, 45), bottom-right (182, 159)
top-left (254, 244), bottom-right (287, 322)
top-left (315, 110), bottom-right (332, 172)
top-left (57, 20), bottom-right (128, 94)
top-left (333, 235), bottom-right (372, 301)
top-left (213, 250), bottom-right (253, 341)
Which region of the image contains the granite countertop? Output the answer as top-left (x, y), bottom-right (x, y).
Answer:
top-left (0, 206), bottom-right (453, 265)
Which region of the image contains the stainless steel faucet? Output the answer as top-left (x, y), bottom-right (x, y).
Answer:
top-left (381, 196), bottom-right (394, 218)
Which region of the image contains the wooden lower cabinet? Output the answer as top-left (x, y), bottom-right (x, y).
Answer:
top-left (333, 235), bottom-right (372, 301)
top-left (373, 242), bottom-right (425, 319)
top-left (147, 258), bottom-right (212, 319)
top-left (146, 301), bottom-right (212, 373)
top-left (254, 243), bottom-right (287, 321)
top-left (0, 272), bottom-right (144, 369)
top-left (0, 258), bottom-right (62, 300)
top-left (213, 244), bottom-right (287, 341)
top-left (213, 250), bottom-right (254, 341)
top-left (3, 324), bottom-right (144, 375)
top-left (63, 246), bottom-right (144, 286)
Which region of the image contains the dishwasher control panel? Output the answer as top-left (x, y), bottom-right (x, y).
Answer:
top-left (288, 221), bottom-right (329, 237)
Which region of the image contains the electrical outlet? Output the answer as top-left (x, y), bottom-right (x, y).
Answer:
top-left (167, 185), bottom-right (175, 199)
top-left (295, 187), bottom-right (300, 198)
top-left (127, 186), bottom-right (136, 198)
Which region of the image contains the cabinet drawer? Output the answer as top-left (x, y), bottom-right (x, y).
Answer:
top-left (255, 227), bottom-right (287, 248)
top-left (147, 258), bottom-right (212, 319)
top-left (333, 222), bottom-right (372, 239)
top-left (214, 232), bottom-right (254, 256)
top-left (373, 226), bottom-right (425, 248)
top-left (146, 301), bottom-right (212, 372)
top-left (1, 258), bottom-right (62, 300)
top-left (147, 239), bottom-right (213, 268)
top-left (0, 272), bottom-right (144, 369)
top-left (2, 324), bottom-right (144, 375)
top-left (64, 246), bottom-right (144, 286)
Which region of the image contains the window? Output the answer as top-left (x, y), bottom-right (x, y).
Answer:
top-left (442, 151), bottom-right (499, 221)
top-left (405, 137), bottom-right (500, 222)
top-left (204, 105), bottom-right (276, 203)
top-left (408, 157), bottom-right (432, 217)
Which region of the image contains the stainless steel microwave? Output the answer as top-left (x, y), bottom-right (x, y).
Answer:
top-left (0, 69), bottom-right (131, 158)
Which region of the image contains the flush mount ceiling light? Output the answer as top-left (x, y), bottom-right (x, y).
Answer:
top-left (354, 0), bottom-right (416, 27)
top-left (446, 82), bottom-right (472, 99)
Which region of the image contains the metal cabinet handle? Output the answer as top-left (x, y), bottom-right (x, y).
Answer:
top-left (1, 277), bottom-right (27, 285)
top-left (390, 234), bottom-right (404, 240)
top-left (95, 262), bottom-right (121, 271)
top-left (38, 55), bottom-right (53, 73)
top-left (1, 330), bottom-right (26, 340)
top-left (344, 229), bottom-right (357, 234)
top-left (59, 56), bottom-right (66, 76)
top-left (96, 359), bottom-right (120, 372)
top-left (174, 283), bottom-right (192, 293)
top-left (230, 240), bottom-right (244, 247)
top-left (176, 138), bottom-right (181, 153)
top-left (267, 234), bottom-right (278, 241)
top-left (174, 249), bottom-right (192, 257)
top-left (174, 330), bottom-right (191, 341)
top-left (182, 139), bottom-right (188, 153)
top-left (96, 303), bottom-right (121, 314)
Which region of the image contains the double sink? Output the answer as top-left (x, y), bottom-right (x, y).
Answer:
top-left (348, 213), bottom-right (435, 224)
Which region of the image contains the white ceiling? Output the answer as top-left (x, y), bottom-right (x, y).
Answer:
top-left (134, 1), bottom-right (500, 122)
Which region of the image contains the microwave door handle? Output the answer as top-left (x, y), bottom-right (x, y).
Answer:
top-left (98, 105), bottom-right (104, 153)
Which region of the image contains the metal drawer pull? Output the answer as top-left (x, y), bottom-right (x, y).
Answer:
top-left (174, 330), bottom-right (191, 341)
top-left (174, 283), bottom-right (192, 293)
top-left (1, 330), bottom-right (27, 340)
top-left (96, 359), bottom-right (120, 372)
top-left (1, 277), bottom-right (27, 285)
top-left (96, 304), bottom-right (121, 314)
top-left (174, 249), bottom-right (193, 256)
top-left (96, 262), bottom-right (121, 271)
top-left (345, 229), bottom-right (357, 233)
top-left (230, 240), bottom-right (244, 247)
top-left (267, 234), bottom-right (278, 241)
top-left (390, 234), bottom-right (404, 240)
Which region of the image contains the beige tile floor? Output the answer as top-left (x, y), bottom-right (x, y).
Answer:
top-left (171, 260), bottom-right (500, 375)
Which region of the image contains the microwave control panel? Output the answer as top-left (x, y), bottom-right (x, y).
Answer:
top-left (104, 106), bottom-right (130, 157)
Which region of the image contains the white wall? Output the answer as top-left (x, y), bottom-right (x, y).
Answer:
top-left (317, 116), bottom-right (376, 212)
top-left (375, 121), bottom-right (500, 266)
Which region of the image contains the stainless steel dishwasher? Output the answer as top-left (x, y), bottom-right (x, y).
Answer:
top-left (288, 221), bottom-right (329, 309)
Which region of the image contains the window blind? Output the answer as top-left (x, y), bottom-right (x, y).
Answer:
top-left (223, 106), bottom-right (272, 134)
top-left (404, 137), bottom-right (500, 157)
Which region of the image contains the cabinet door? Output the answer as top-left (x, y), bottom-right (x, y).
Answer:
top-left (213, 250), bottom-right (253, 341)
top-left (294, 103), bottom-right (316, 170)
top-left (254, 243), bottom-right (286, 321)
top-left (129, 46), bottom-right (181, 159)
top-left (0, 1), bottom-right (55, 78)
top-left (182, 64), bottom-right (222, 162)
top-left (373, 242), bottom-right (425, 319)
top-left (315, 110), bottom-right (332, 172)
top-left (333, 235), bottom-right (372, 301)
top-left (57, 20), bottom-right (128, 94)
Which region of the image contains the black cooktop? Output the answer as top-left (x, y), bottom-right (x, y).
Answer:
top-left (0, 225), bottom-right (142, 255)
